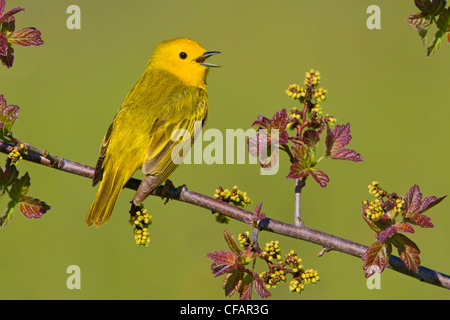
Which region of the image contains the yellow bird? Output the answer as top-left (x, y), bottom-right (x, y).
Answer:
top-left (86, 38), bottom-right (220, 226)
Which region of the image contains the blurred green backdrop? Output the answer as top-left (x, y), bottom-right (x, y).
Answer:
top-left (0, 0), bottom-right (449, 300)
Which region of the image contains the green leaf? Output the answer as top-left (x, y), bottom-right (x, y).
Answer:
top-left (415, 0), bottom-right (446, 16)
top-left (426, 29), bottom-right (444, 57)
top-left (0, 161), bottom-right (18, 187)
top-left (0, 199), bottom-right (15, 227)
top-left (8, 171), bottom-right (30, 202)
top-left (436, 7), bottom-right (450, 30)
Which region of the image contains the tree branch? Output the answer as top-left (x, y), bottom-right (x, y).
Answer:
top-left (2, 140), bottom-right (449, 290)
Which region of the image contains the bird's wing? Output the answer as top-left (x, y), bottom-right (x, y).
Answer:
top-left (92, 121), bottom-right (114, 187)
top-left (141, 91), bottom-right (207, 189)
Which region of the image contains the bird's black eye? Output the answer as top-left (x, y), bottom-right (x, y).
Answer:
top-left (179, 52), bottom-right (187, 59)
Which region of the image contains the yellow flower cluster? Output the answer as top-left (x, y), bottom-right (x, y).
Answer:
top-left (363, 198), bottom-right (384, 221)
top-left (324, 114), bottom-right (337, 126)
top-left (364, 181), bottom-right (405, 221)
top-left (289, 269), bottom-right (320, 294)
top-left (263, 240), bottom-right (282, 262)
top-left (131, 208), bottom-right (152, 247)
top-left (394, 198), bottom-right (405, 214)
top-left (368, 180), bottom-right (385, 199)
top-left (310, 104), bottom-right (322, 117)
top-left (313, 87), bottom-right (327, 102)
top-left (285, 250), bottom-right (303, 273)
top-left (301, 269), bottom-right (320, 284)
top-left (134, 228), bottom-right (150, 247)
top-left (213, 186), bottom-right (251, 208)
top-left (286, 107), bottom-right (302, 129)
top-left (238, 231), bottom-right (250, 248)
top-left (7, 143), bottom-right (28, 163)
top-left (259, 269), bottom-right (286, 289)
top-left (286, 84), bottom-right (306, 100)
top-left (8, 148), bottom-right (21, 163)
top-left (304, 69), bottom-right (321, 87)
top-left (213, 186), bottom-right (251, 224)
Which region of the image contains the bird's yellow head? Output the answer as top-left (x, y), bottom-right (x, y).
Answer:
top-left (148, 38), bottom-right (220, 90)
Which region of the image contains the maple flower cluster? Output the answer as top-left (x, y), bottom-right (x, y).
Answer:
top-left (129, 206), bottom-right (152, 247)
top-left (250, 69), bottom-right (363, 189)
top-left (7, 143), bottom-right (27, 163)
top-left (213, 185), bottom-right (251, 224)
top-left (361, 182), bottom-right (446, 278)
top-left (362, 181), bottom-right (405, 222)
top-left (258, 242), bottom-right (319, 294)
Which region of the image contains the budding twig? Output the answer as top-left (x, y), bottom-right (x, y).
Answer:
top-left (0, 140), bottom-right (449, 290)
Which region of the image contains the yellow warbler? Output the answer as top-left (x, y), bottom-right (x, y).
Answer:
top-left (86, 38), bottom-right (220, 226)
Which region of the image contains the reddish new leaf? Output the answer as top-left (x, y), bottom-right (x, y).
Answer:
top-left (302, 129), bottom-right (320, 147)
top-left (270, 109), bottom-right (290, 133)
top-left (252, 110), bottom-right (289, 144)
top-left (325, 123), bottom-right (363, 162)
top-left (378, 222), bottom-right (415, 243)
top-left (0, 5), bottom-right (24, 24)
top-left (406, 12), bottom-right (430, 32)
top-left (378, 226), bottom-right (397, 243)
top-left (206, 250), bottom-right (237, 277)
top-left (248, 129), bottom-right (280, 170)
top-left (18, 196), bottom-right (50, 219)
top-left (0, 94), bottom-right (19, 132)
top-left (362, 240), bottom-right (392, 277)
top-left (395, 222), bottom-right (415, 234)
top-left (286, 162), bottom-right (329, 188)
top-left (222, 270), bottom-right (244, 298)
top-left (291, 143), bottom-right (311, 168)
top-left (8, 27), bottom-right (44, 47)
top-left (308, 167), bottom-right (329, 188)
top-left (329, 148), bottom-right (363, 162)
top-left (404, 184), bottom-right (446, 228)
top-left (223, 228), bottom-right (241, 256)
top-left (286, 162), bottom-right (308, 180)
top-left (0, 32), bottom-right (7, 56)
top-left (391, 234), bottom-right (421, 274)
top-left (0, 41), bottom-right (13, 68)
top-left (252, 115), bottom-right (270, 130)
top-left (239, 275), bottom-right (253, 300)
top-left (253, 202), bottom-right (266, 222)
top-left (253, 273), bottom-right (271, 298)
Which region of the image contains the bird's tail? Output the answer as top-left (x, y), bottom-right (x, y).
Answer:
top-left (85, 168), bottom-right (130, 227)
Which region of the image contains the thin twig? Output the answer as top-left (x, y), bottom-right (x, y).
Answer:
top-left (1, 140), bottom-right (449, 290)
top-left (294, 178), bottom-right (305, 226)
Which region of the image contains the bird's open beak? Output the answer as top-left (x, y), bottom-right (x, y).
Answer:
top-left (196, 51), bottom-right (221, 67)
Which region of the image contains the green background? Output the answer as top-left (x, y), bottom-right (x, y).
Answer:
top-left (1, 0), bottom-right (449, 300)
